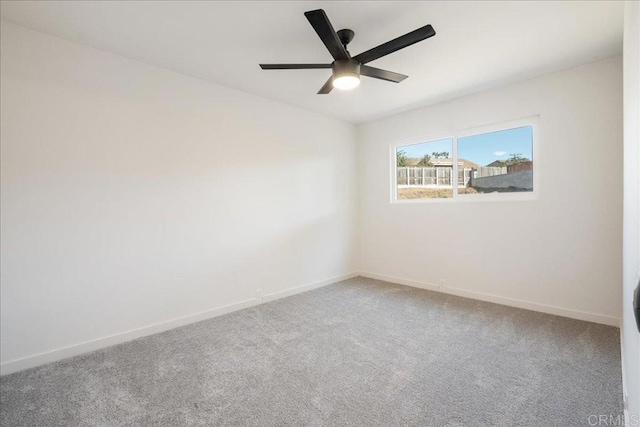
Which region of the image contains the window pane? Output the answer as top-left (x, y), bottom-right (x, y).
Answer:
top-left (396, 138), bottom-right (454, 199)
top-left (457, 126), bottom-right (533, 194)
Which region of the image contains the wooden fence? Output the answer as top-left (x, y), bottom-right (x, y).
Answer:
top-left (475, 166), bottom-right (508, 178)
top-left (397, 166), bottom-right (507, 187)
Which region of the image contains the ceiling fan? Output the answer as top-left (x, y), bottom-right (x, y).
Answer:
top-left (259, 9), bottom-right (436, 94)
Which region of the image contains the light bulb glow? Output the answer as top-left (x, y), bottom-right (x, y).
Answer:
top-left (332, 74), bottom-right (360, 90)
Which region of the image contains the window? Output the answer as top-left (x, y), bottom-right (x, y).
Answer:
top-left (396, 138), bottom-right (454, 199)
top-left (391, 118), bottom-right (537, 202)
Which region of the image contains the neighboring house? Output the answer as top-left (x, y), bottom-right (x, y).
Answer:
top-left (486, 159), bottom-right (533, 170)
top-left (486, 160), bottom-right (505, 167)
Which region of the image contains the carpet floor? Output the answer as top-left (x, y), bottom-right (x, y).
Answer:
top-left (0, 277), bottom-right (623, 426)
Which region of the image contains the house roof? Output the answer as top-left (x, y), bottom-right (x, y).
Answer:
top-left (486, 159), bottom-right (531, 167)
top-left (486, 160), bottom-right (505, 167)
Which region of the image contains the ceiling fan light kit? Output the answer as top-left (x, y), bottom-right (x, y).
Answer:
top-left (259, 9), bottom-right (435, 94)
top-left (332, 59), bottom-right (361, 90)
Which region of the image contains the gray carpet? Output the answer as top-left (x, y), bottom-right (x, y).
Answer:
top-left (0, 277), bottom-right (623, 426)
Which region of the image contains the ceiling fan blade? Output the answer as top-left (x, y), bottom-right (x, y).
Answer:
top-left (360, 65), bottom-right (408, 83)
top-left (304, 9), bottom-right (349, 61)
top-left (317, 77), bottom-right (334, 94)
top-left (260, 64), bottom-right (332, 70)
top-left (354, 24), bottom-right (435, 65)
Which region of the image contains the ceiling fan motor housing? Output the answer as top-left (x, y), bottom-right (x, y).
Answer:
top-left (337, 29), bottom-right (355, 47)
top-left (332, 58), bottom-right (360, 78)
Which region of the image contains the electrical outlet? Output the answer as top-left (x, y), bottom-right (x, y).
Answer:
top-left (256, 288), bottom-right (264, 302)
top-left (438, 279), bottom-right (445, 289)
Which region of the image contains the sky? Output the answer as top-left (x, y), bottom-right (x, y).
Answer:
top-left (397, 126), bottom-right (533, 166)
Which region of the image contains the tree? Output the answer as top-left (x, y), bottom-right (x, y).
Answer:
top-left (396, 150), bottom-right (409, 167)
top-left (432, 151), bottom-right (449, 159)
top-left (492, 153), bottom-right (530, 167)
top-left (417, 154), bottom-right (433, 167)
top-left (506, 153), bottom-right (528, 165)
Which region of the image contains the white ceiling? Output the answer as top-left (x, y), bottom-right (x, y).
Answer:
top-left (0, 1), bottom-right (624, 124)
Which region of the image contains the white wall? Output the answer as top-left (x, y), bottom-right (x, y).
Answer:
top-left (0, 22), bottom-right (358, 372)
top-left (0, 17), bottom-right (628, 382)
top-left (623, 1), bottom-right (640, 420)
top-left (357, 57), bottom-right (623, 326)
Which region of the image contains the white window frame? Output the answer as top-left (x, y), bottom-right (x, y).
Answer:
top-left (390, 116), bottom-right (540, 204)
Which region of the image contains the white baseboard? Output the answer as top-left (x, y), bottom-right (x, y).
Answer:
top-left (262, 273), bottom-right (357, 302)
top-left (0, 272), bottom-right (358, 376)
top-left (620, 330), bottom-right (630, 424)
top-left (360, 272), bottom-right (620, 327)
